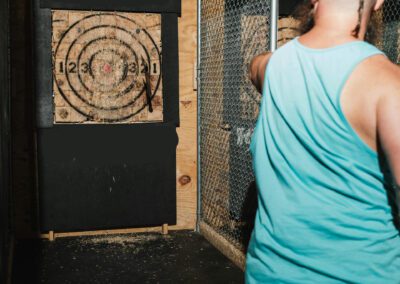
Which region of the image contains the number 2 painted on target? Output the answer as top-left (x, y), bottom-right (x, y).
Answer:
top-left (59, 62), bottom-right (90, 74)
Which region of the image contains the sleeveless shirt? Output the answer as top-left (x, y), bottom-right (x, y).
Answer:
top-left (245, 37), bottom-right (400, 283)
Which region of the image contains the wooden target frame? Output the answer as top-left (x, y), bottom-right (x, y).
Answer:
top-left (52, 11), bottom-right (163, 124)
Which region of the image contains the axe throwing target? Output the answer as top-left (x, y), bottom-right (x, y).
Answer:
top-left (52, 11), bottom-right (163, 123)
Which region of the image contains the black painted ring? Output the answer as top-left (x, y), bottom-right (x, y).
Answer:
top-left (65, 26), bottom-right (150, 110)
top-left (76, 37), bottom-right (140, 102)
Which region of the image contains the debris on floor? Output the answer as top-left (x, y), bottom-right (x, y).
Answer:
top-left (12, 230), bottom-right (244, 284)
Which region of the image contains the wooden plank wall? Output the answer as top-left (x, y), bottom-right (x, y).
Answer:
top-left (175, 0), bottom-right (198, 229)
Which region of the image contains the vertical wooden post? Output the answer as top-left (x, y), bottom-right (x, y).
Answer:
top-left (49, 231), bottom-right (55, 241)
top-left (162, 224), bottom-right (169, 235)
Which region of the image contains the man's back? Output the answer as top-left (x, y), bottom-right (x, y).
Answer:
top-left (245, 38), bottom-right (400, 283)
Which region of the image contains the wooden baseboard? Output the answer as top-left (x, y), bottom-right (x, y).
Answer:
top-left (199, 221), bottom-right (246, 271)
top-left (40, 225), bottom-right (191, 240)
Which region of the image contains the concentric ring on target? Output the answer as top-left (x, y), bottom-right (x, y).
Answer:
top-left (75, 36), bottom-right (142, 105)
top-left (53, 13), bottom-right (162, 122)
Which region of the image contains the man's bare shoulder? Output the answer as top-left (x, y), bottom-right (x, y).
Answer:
top-left (362, 55), bottom-right (400, 96)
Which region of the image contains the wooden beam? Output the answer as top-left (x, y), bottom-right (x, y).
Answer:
top-left (39, 225), bottom-right (191, 240)
top-left (199, 222), bottom-right (246, 271)
top-left (162, 224), bottom-right (169, 235)
top-left (48, 231), bottom-right (55, 241)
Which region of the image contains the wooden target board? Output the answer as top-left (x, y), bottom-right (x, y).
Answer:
top-left (52, 11), bottom-right (163, 124)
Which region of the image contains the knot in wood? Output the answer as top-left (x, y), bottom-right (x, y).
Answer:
top-left (179, 175), bottom-right (191, 186)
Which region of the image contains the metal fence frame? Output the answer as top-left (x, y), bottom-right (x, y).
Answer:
top-left (197, 0), bottom-right (400, 270)
top-left (197, 0), bottom-right (278, 269)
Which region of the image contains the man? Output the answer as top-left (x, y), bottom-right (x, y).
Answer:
top-left (246, 0), bottom-right (400, 282)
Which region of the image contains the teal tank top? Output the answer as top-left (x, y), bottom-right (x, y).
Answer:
top-left (245, 37), bottom-right (400, 283)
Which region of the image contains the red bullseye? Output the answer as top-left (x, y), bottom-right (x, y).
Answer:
top-left (103, 63), bottom-right (112, 73)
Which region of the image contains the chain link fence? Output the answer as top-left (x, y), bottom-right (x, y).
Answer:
top-left (199, 0), bottom-right (400, 268)
top-left (374, 0), bottom-right (400, 64)
top-left (199, 0), bottom-right (272, 267)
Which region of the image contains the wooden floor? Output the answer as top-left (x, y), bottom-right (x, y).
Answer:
top-left (12, 231), bottom-right (244, 284)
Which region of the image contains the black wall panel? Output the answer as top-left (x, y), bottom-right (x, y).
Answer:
top-left (41, 0), bottom-right (181, 15)
top-left (162, 13), bottom-right (180, 126)
top-left (0, 0), bottom-right (12, 281)
top-left (38, 124), bottom-right (178, 232)
top-left (33, 1), bottom-right (52, 128)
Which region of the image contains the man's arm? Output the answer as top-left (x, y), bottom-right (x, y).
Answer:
top-left (377, 66), bottom-right (400, 187)
top-left (248, 52), bottom-right (272, 93)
